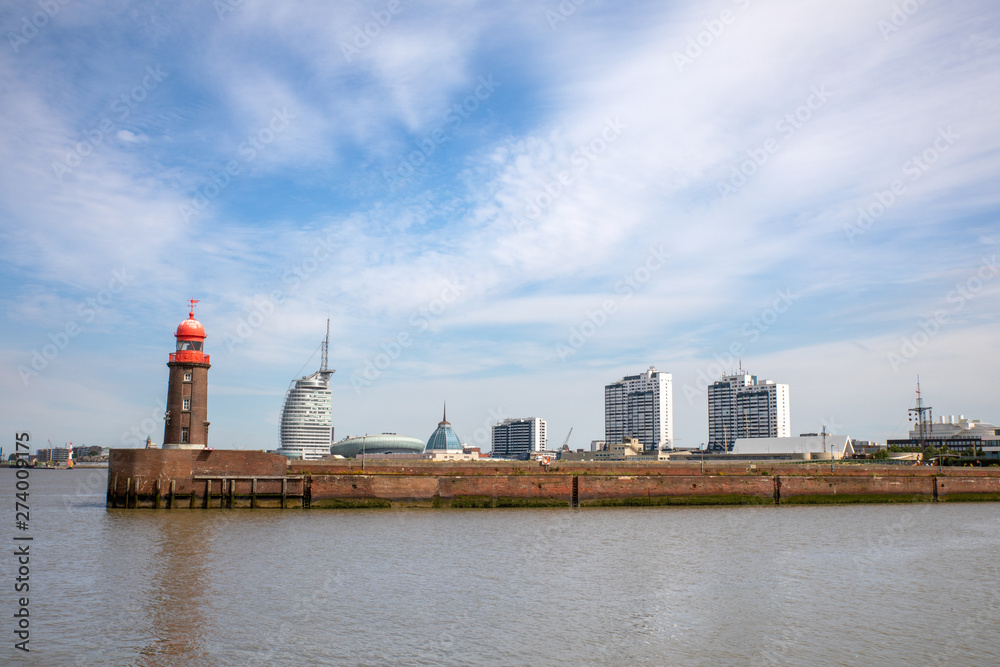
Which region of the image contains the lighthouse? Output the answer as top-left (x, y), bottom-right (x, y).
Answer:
top-left (162, 300), bottom-right (211, 450)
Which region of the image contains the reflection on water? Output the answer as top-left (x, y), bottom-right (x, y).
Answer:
top-left (3, 468), bottom-right (999, 666)
top-left (137, 513), bottom-right (213, 665)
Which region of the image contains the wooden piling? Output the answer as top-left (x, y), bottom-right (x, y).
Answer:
top-left (109, 473), bottom-right (118, 508)
top-left (169, 480), bottom-right (176, 509)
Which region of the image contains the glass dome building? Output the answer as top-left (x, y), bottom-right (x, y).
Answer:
top-left (330, 434), bottom-right (425, 458)
top-left (426, 405), bottom-right (463, 451)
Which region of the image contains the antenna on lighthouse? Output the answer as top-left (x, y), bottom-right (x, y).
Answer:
top-left (188, 299), bottom-right (200, 318)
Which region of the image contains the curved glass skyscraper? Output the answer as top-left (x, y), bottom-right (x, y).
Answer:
top-left (277, 322), bottom-right (334, 460)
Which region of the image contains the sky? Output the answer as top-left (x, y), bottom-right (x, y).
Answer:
top-left (1, 0), bottom-right (999, 455)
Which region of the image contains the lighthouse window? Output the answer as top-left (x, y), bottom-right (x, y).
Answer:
top-left (177, 340), bottom-right (203, 351)
top-left (183, 398), bottom-right (191, 411)
top-left (184, 372), bottom-right (192, 382)
top-left (181, 428), bottom-right (189, 444)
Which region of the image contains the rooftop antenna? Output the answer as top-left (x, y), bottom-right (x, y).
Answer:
top-left (188, 299), bottom-right (200, 318)
top-left (907, 376), bottom-right (932, 448)
top-left (319, 318), bottom-right (334, 382)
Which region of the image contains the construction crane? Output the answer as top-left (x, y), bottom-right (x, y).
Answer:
top-left (561, 427), bottom-right (573, 450)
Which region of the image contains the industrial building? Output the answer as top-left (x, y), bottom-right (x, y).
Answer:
top-left (887, 415), bottom-right (1000, 458)
top-left (731, 434), bottom-right (853, 460)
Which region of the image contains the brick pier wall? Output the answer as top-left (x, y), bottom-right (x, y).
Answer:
top-left (108, 449), bottom-right (297, 508)
top-left (109, 450), bottom-right (1000, 508)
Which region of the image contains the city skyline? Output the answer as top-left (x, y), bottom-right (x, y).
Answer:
top-left (2, 1), bottom-right (999, 453)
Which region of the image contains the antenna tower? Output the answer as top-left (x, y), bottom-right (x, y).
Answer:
top-left (907, 376), bottom-right (933, 448)
top-left (319, 318), bottom-right (335, 381)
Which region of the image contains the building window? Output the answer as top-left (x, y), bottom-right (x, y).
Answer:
top-left (181, 428), bottom-right (189, 444)
top-left (184, 371), bottom-right (192, 382)
top-left (182, 398), bottom-right (191, 411)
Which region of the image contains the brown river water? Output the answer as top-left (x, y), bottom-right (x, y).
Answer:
top-left (2, 467), bottom-right (998, 666)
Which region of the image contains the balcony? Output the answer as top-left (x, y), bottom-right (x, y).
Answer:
top-left (169, 351), bottom-right (211, 364)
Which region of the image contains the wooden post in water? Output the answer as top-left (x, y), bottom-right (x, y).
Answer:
top-left (204, 479), bottom-right (211, 509)
top-left (221, 478), bottom-right (227, 508)
top-left (125, 477), bottom-right (131, 509)
top-left (281, 477), bottom-right (287, 509)
top-left (169, 480), bottom-right (176, 509)
top-left (251, 477), bottom-right (257, 509)
top-left (109, 474), bottom-right (118, 508)
top-left (154, 479), bottom-right (162, 509)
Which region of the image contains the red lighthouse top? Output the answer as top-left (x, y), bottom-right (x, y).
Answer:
top-left (170, 300), bottom-right (209, 364)
top-left (176, 299), bottom-right (206, 341)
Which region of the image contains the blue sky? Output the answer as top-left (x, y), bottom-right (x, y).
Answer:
top-left (2, 0), bottom-right (998, 453)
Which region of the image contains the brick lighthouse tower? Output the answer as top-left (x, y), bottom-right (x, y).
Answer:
top-left (162, 300), bottom-right (211, 450)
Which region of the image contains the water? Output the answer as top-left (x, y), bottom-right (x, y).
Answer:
top-left (2, 467), bottom-right (998, 666)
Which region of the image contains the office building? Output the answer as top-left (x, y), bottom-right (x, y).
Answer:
top-left (708, 372), bottom-right (790, 451)
top-left (605, 367), bottom-right (673, 451)
top-left (491, 417), bottom-right (548, 459)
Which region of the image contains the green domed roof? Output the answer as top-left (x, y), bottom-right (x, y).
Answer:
top-left (330, 434), bottom-right (425, 457)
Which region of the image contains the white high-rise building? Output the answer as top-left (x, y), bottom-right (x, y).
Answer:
top-left (492, 417), bottom-right (547, 459)
top-left (708, 372), bottom-right (789, 451)
top-left (604, 367), bottom-right (673, 451)
top-left (277, 323), bottom-right (335, 461)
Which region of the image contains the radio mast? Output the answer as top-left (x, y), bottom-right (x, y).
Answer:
top-left (907, 376), bottom-right (933, 448)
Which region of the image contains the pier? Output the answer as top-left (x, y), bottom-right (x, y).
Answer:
top-left (107, 449), bottom-right (1000, 509)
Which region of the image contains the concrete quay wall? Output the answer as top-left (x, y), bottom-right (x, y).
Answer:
top-left (108, 450), bottom-right (1000, 508)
